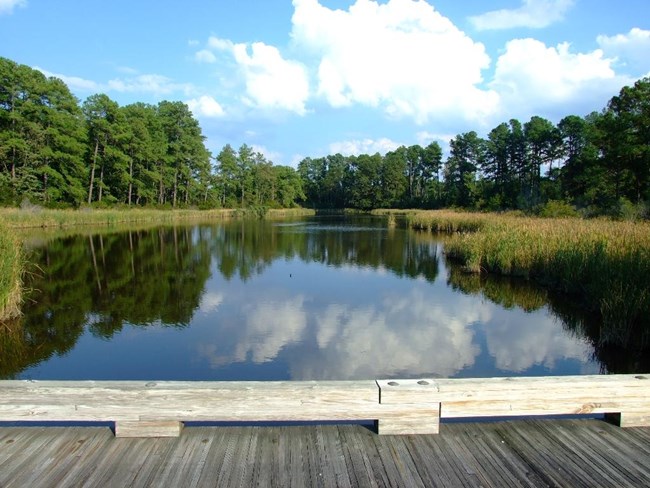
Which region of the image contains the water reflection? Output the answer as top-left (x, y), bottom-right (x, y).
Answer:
top-left (1, 217), bottom-right (646, 380)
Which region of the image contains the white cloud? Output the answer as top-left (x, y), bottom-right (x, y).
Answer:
top-left (291, 0), bottom-right (499, 124)
top-left (469, 0), bottom-right (574, 31)
top-left (200, 36), bottom-right (310, 115)
top-left (35, 67), bottom-right (101, 92)
top-left (107, 74), bottom-right (194, 97)
top-left (233, 42), bottom-right (310, 115)
top-left (251, 145), bottom-right (282, 164)
top-left (186, 95), bottom-right (225, 118)
top-left (36, 67), bottom-right (195, 99)
top-left (329, 138), bottom-right (401, 156)
top-left (0, 0), bottom-right (25, 15)
top-left (491, 38), bottom-right (626, 117)
top-left (597, 28), bottom-right (650, 74)
top-left (194, 49), bottom-right (217, 64)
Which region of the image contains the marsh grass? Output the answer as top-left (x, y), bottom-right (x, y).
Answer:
top-left (0, 207), bottom-right (315, 229)
top-left (403, 210), bottom-right (650, 328)
top-left (0, 225), bottom-right (22, 321)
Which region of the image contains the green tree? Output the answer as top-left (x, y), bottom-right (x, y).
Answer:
top-left (602, 77), bottom-right (650, 204)
top-left (158, 101), bottom-right (210, 207)
top-left (444, 132), bottom-right (485, 207)
top-left (82, 94), bottom-right (126, 204)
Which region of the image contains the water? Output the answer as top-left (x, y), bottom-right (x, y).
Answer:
top-left (3, 215), bottom-right (628, 381)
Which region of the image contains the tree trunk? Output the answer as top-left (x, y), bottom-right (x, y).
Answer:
top-left (127, 158), bottom-right (133, 205)
top-left (98, 161), bottom-right (104, 202)
top-left (158, 161), bottom-right (164, 205)
top-left (172, 168), bottom-right (178, 207)
top-left (87, 139), bottom-right (99, 204)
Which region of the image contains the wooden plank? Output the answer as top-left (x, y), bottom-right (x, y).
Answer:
top-left (376, 378), bottom-right (440, 404)
top-left (1, 422), bottom-right (650, 487)
top-left (115, 420), bottom-right (184, 438)
top-left (1, 375), bottom-right (649, 435)
top-left (376, 405), bottom-right (440, 435)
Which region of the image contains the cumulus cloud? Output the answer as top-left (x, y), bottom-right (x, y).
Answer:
top-left (329, 138), bottom-right (401, 156)
top-left (200, 36), bottom-right (310, 115)
top-left (194, 49), bottom-right (217, 64)
top-left (107, 74), bottom-right (194, 97)
top-left (35, 67), bottom-right (101, 92)
top-left (469, 0), bottom-right (574, 31)
top-left (291, 0), bottom-right (498, 123)
top-left (0, 0), bottom-right (25, 15)
top-left (491, 38), bottom-right (625, 117)
top-left (186, 95), bottom-right (225, 118)
top-left (36, 67), bottom-right (195, 99)
top-left (597, 28), bottom-right (650, 74)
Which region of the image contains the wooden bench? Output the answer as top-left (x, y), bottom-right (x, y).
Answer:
top-left (0, 374), bottom-right (648, 437)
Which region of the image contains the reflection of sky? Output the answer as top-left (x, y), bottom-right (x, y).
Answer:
top-left (190, 256), bottom-right (597, 380)
top-left (19, 228), bottom-right (599, 381)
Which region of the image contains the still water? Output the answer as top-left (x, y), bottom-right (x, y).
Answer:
top-left (3, 215), bottom-right (628, 381)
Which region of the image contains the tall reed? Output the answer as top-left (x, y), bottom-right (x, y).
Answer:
top-left (0, 207), bottom-right (315, 229)
top-left (407, 210), bottom-right (650, 328)
top-left (0, 224), bottom-right (22, 321)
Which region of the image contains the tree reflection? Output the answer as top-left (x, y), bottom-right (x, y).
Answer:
top-left (2, 217), bottom-right (647, 379)
top-left (0, 226), bottom-right (212, 378)
top-left (446, 258), bottom-right (650, 374)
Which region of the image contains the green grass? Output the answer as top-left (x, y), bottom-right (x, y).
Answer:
top-left (0, 207), bottom-right (315, 229)
top-left (402, 210), bottom-right (650, 329)
top-left (0, 223), bottom-right (22, 321)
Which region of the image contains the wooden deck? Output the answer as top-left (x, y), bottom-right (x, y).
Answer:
top-left (1, 419), bottom-right (650, 487)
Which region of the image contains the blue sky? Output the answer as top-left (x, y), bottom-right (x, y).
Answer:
top-left (2, 0), bottom-right (649, 166)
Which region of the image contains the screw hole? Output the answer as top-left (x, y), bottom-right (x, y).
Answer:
top-left (417, 380), bottom-right (430, 385)
top-left (635, 375), bottom-right (648, 380)
top-left (145, 382), bottom-right (157, 387)
top-left (387, 381), bottom-right (399, 386)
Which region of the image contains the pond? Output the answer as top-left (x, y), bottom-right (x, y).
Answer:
top-left (2, 215), bottom-right (644, 381)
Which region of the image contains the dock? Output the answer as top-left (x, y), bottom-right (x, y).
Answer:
top-left (1, 374), bottom-right (650, 486)
top-left (1, 419), bottom-right (650, 487)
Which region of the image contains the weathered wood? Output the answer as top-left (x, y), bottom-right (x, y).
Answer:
top-left (115, 421), bottom-right (184, 438)
top-left (0, 421), bottom-right (650, 487)
top-left (1, 375), bottom-right (649, 438)
top-left (378, 374), bottom-right (650, 430)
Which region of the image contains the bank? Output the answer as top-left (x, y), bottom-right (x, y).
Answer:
top-left (0, 207), bottom-right (315, 320)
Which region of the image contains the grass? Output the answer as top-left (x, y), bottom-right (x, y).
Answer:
top-left (0, 207), bottom-right (315, 229)
top-left (0, 223), bottom-right (22, 321)
top-left (398, 210), bottom-right (650, 329)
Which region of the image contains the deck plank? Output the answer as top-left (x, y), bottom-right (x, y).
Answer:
top-left (0, 420), bottom-right (649, 487)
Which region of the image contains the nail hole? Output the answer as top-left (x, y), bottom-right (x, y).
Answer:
top-left (417, 380), bottom-right (430, 385)
top-left (387, 381), bottom-right (399, 386)
top-left (635, 375), bottom-right (648, 380)
top-left (145, 382), bottom-right (157, 387)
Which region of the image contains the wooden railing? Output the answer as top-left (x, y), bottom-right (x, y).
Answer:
top-left (1, 374), bottom-right (648, 437)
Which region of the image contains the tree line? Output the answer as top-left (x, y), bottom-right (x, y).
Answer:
top-left (0, 57), bottom-right (304, 209)
top-left (300, 76), bottom-right (650, 216)
top-left (2, 55), bottom-right (648, 215)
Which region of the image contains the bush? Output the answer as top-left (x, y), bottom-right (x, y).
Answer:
top-left (536, 200), bottom-right (580, 218)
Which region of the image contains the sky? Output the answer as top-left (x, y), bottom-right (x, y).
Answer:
top-left (1, 0), bottom-right (649, 167)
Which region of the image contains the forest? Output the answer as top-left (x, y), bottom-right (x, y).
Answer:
top-left (1, 55), bottom-right (649, 216)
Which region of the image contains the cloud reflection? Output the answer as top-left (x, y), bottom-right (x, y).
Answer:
top-left (196, 272), bottom-right (596, 379)
top-left (483, 310), bottom-right (593, 372)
